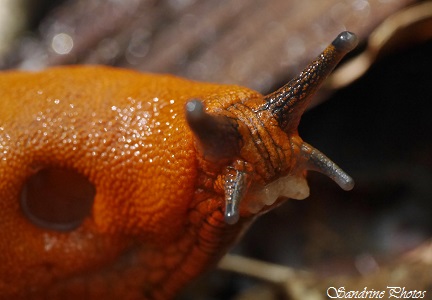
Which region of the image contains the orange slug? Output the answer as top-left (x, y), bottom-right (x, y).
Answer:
top-left (0, 32), bottom-right (357, 299)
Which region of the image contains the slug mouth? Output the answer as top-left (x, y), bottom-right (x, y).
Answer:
top-left (245, 173), bottom-right (310, 215)
top-left (20, 167), bottom-right (96, 232)
top-left (238, 139), bottom-right (355, 218)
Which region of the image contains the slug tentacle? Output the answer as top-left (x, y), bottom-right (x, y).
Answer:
top-left (300, 142), bottom-right (354, 191)
top-left (262, 31), bottom-right (358, 133)
top-left (185, 99), bottom-right (242, 161)
top-left (223, 161), bottom-right (253, 224)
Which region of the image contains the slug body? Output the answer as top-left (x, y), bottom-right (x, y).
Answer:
top-left (0, 32), bottom-right (357, 299)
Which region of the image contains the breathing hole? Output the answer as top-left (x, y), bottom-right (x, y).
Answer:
top-left (20, 168), bottom-right (95, 231)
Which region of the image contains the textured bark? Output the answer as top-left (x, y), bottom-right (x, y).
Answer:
top-left (1, 0), bottom-right (417, 93)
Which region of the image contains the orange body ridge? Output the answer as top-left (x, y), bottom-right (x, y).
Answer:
top-left (0, 32), bottom-right (357, 299)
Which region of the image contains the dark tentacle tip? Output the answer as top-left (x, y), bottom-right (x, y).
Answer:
top-left (185, 99), bottom-right (205, 121)
top-left (224, 211), bottom-right (240, 225)
top-left (332, 31), bottom-right (358, 53)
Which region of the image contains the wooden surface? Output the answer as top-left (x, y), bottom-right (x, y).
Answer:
top-left (0, 0), bottom-right (417, 93)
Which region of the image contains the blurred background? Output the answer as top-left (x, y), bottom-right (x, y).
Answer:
top-left (0, 0), bottom-right (431, 299)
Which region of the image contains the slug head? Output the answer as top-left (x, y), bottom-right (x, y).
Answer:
top-left (186, 32), bottom-right (357, 224)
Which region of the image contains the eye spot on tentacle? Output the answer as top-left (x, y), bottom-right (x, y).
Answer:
top-left (20, 168), bottom-right (95, 232)
top-left (332, 31), bottom-right (358, 52)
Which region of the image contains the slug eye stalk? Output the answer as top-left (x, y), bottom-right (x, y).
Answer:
top-left (185, 99), bottom-right (242, 161)
top-left (263, 31), bottom-right (358, 133)
top-left (261, 31), bottom-right (357, 192)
